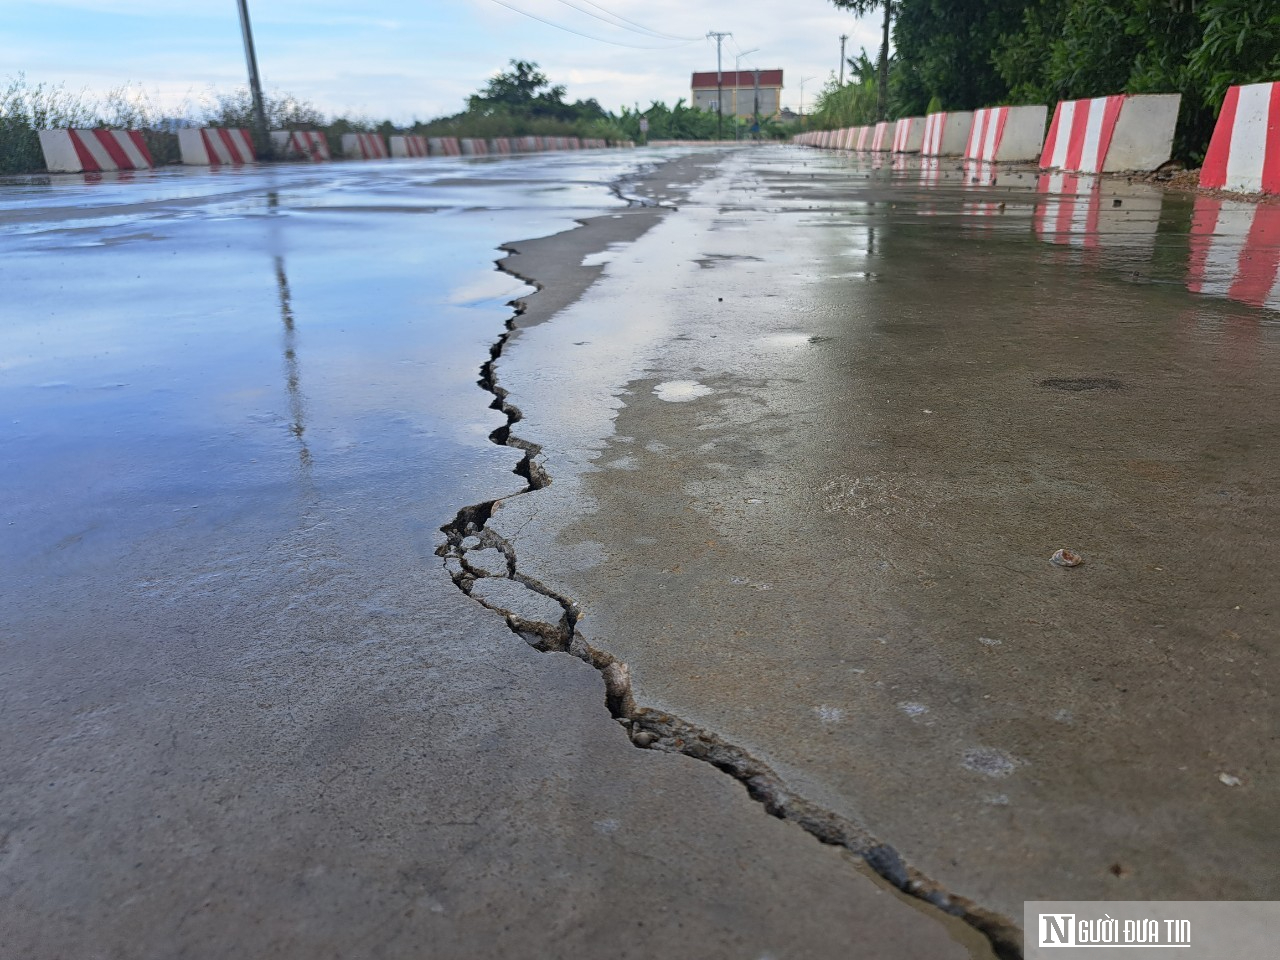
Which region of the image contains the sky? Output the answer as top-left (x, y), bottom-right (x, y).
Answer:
top-left (4, 0), bottom-right (884, 124)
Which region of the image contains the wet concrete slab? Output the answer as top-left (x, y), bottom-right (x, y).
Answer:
top-left (1, 152), bottom-right (989, 959)
top-left (483, 147), bottom-right (1280, 941)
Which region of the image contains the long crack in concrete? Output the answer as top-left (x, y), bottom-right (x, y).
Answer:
top-left (435, 165), bottom-right (1025, 960)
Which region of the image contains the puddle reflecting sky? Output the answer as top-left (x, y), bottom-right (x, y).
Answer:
top-left (0, 153), bottom-right (655, 584)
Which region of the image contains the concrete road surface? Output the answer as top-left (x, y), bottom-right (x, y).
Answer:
top-left (3, 145), bottom-right (1276, 960)
top-left (1, 152), bottom-right (990, 960)
top-left (472, 149), bottom-right (1278, 942)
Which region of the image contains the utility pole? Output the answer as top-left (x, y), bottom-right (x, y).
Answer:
top-left (707, 31), bottom-right (731, 140)
top-left (235, 0), bottom-right (270, 158)
top-left (733, 48), bottom-right (759, 141)
top-left (799, 75), bottom-right (815, 130)
top-left (839, 34), bottom-right (848, 86)
top-left (752, 68), bottom-right (761, 141)
top-left (878, 0), bottom-right (890, 120)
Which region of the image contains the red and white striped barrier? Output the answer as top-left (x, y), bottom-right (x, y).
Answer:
top-left (892, 117), bottom-right (926, 154)
top-left (341, 133), bottom-right (387, 160)
top-left (1187, 196), bottom-right (1280, 309)
top-left (38, 129), bottom-right (152, 173)
top-left (517, 136), bottom-right (541, 152)
top-left (389, 135), bottom-right (428, 158)
top-left (428, 137), bottom-right (461, 157)
top-left (1040, 93), bottom-right (1179, 173)
top-left (271, 130), bottom-right (330, 162)
top-left (922, 111), bottom-right (973, 157)
top-left (870, 121), bottom-right (891, 152)
top-left (459, 138), bottom-right (488, 156)
top-left (1200, 81), bottom-right (1280, 194)
top-left (177, 128), bottom-right (254, 166)
top-left (489, 138), bottom-right (513, 155)
top-left (854, 126), bottom-right (872, 151)
top-left (964, 105), bottom-right (1048, 162)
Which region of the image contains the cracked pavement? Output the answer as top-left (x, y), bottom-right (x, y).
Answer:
top-left (5, 144), bottom-right (1276, 960)
top-left (1, 152), bottom-right (992, 959)
top-left (478, 148), bottom-right (1280, 943)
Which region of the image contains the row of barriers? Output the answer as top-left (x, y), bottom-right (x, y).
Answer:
top-left (795, 80), bottom-right (1280, 194)
top-left (35, 128), bottom-right (635, 173)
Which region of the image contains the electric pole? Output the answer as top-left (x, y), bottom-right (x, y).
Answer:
top-left (235, 0), bottom-right (270, 158)
top-left (799, 76), bottom-right (815, 130)
top-left (839, 34), bottom-right (848, 86)
top-left (707, 31), bottom-right (731, 140)
top-left (752, 68), bottom-right (761, 141)
top-left (733, 48), bottom-right (759, 140)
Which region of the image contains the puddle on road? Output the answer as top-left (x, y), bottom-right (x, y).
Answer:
top-left (792, 152), bottom-right (1280, 317)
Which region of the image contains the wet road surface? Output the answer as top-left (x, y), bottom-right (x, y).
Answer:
top-left (4, 145), bottom-right (1277, 958)
top-left (1, 152), bottom-right (990, 959)
top-left (473, 148), bottom-right (1279, 940)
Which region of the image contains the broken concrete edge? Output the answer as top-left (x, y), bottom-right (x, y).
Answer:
top-left (432, 155), bottom-right (1026, 960)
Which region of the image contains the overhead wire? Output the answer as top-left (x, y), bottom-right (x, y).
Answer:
top-left (562, 0), bottom-right (701, 42)
top-left (482, 0), bottom-right (699, 49)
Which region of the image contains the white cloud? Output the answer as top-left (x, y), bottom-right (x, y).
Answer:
top-left (9, 0), bottom-right (885, 123)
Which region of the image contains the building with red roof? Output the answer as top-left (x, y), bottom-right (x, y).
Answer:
top-left (690, 70), bottom-right (783, 120)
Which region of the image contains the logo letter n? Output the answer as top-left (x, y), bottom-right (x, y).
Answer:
top-left (1039, 914), bottom-right (1075, 947)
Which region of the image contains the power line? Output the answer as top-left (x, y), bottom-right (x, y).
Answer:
top-left (483, 0), bottom-right (699, 49)
top-left (568, 0), bottom-right (701, 42)
top-left (548, 0), bottom-right (697, 41)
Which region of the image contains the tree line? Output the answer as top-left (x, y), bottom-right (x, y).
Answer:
top-left (820, 0), bottom-right (1280, 162)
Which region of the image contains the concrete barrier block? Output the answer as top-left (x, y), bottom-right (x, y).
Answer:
top-left (428, 137), bottom-right (461, 157)
top-left (271, 130), bottom-right (330, 161)
top-left (922, 112), bottom-right (973, 157)
top-left (1200, 81), bottom-right (1280, 194)
top-left (341, 133), bottom-right (387, 160)
top-left (38, 129), bottom-right (153, 173)
top-left (892, 117), bottom-right (926, 154)
top-left (389, 135), bottom-right (428, 158)
top-left (1040, 93), bottom-right (1179, 173)
top-left (965, 105), bottom-right (1048, 162)
top-left (855, 126), bottom-right (872, 150)
top-left (178, 128), bottom-right (255, 166)
top-left (870, 121), bottom-right (891, 152)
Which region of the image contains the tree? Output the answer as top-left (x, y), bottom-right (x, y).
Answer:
top-left (891, 0), bottom-right (1029, 114)
top-left (468, 60), bottom-right (567, 116)
top-left (812, 53), bottom-right (880, 128)
top-left (828, 0), bottom-right (896, 120)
